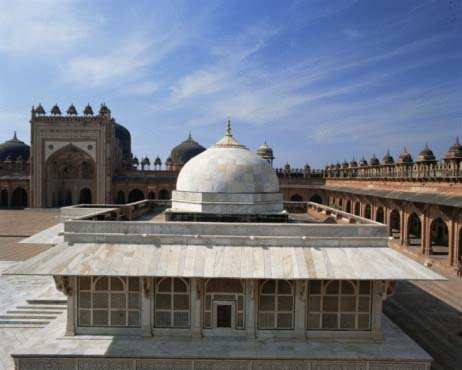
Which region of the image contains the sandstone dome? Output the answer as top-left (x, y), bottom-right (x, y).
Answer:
top-left (171, 121), bottom-right (283, 215)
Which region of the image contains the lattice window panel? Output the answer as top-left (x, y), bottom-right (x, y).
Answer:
top-left (77, 276), bottom-right (141, 328)
top-left (258, 280), bottom-right (294, 330)
top-left (154, 278), bottom-right (190, 328)
top-left (306, 280), bottom-right (372, 331)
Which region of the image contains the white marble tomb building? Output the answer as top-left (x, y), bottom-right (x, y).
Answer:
top-left (6, 122), bottom-right (443, 370)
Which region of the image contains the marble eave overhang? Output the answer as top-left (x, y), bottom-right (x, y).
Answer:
top-left (5, 241), bottom-right (444, 281)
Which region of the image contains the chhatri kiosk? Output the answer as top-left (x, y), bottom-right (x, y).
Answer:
top-left (8, 122), bottom-right (441, 370)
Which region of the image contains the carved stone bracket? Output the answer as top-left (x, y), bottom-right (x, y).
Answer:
top-left (382, 280), bottom-right (396, 300)
top-left (196, 279), bottom-right (203, 298)
top-left (143, 277), bottom-right (151, 298)
top-left (299, 281), bottom-right (307, 299)
top-left (54, 276), bottom-right (73, 297)
top-left (250, 280), bottom-right (256, 300)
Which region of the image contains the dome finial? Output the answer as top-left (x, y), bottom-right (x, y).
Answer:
top-left (188, 131), bottom-right (192, 140)
top-left (226, 118), bottom-right (231, 136)
top-left (13, 131), bottom-right (17, 141)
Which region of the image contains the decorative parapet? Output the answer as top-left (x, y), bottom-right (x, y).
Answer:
top-left (323, 161), bottom-right (462, 180)
top-left (306, 201), bottom-right (377, 224)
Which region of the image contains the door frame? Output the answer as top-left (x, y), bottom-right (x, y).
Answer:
top-left (213, 300), bottom-right (235, 330)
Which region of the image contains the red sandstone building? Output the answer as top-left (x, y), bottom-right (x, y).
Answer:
top-left (0, 104), bottom-right (461, 270)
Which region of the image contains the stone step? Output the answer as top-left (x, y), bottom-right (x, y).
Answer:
top-left (7, 310), bottom-right (63, 315)
top-left (26, 299), bottom-right (66, 305)
top-left (0, 319), bottom-right (50, 325)
top-left (0, 323), bottom-right (46, 328)
top-left (15, 305), bottom-right (66, 310)
top-left (0, 314), bottom-right (57, 320)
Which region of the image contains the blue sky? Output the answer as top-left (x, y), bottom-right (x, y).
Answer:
top-left (0, 0), bottom-right (461, 168)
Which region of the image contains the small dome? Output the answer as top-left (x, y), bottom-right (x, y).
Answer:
top-left (170, 133), bottom-right (205, 166)
top-left (398, 148), bottom-right (413, 164)
top-left (115, 123), bottom-right (131, 157)
top-left (173, 120), bottom-right (282, 214)
top-left (166, 157), bottom-right (173, 165)
top-left (382, 150), bottom-right (395, 165)
top-left (417, 143), bottom-right (436, 162)
top-left (51, 104), bottom-right (61, 116)
top-left (83, 104), bottom-right (94, 116)
top-left (141, 156), bottom-right (150, 166)
top-left (341, 160), bottom-right (349, 168)
top-left (359, 157), bottom-right (368, 167)
top-left (0, 132), bottom-right (30, 161)
top-left (349, 158), bottom-right (358, 167)
top-left (445, 137), bottom-right (462, 160)
top-left (132, 156), bottom-right (139, 166)
top-left (256, 141), bottom-right (274, 159)
top-left (369, 154), bottom-right (379, 166)
top-left (34, 104), bottom-right (45, 115)
top-left (66, 104), bottom-right (78, 116)
top-left (154, 156), bottom-right (162, 166)
top-left (304, 163), bottom-right (310, 170)
top-left (99, 103), bottom-right (111, 116)
top-left (334, 161), bottom-right (341, 169)
top-left (284, 162), bottom-right (291, 171)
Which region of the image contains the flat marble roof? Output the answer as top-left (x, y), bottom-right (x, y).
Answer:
top-left (5, 242), bottom-right (444, 280)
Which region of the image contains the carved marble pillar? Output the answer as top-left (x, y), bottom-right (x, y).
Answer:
top-left (448, 219), bottom-right (455, 265)
top-left (246, 279), bottom-right (257, 338)
top-left (141, 277), bottom-right (152, 336)
top-left (423, 215), bottom-right (432, 255)
top-left (385, 208), bottom-right (392, 236)
top-left (399, 210), bottom-right (406, 246)
top-left (294, 280), bottom-right (307, 339)
top-left (402, 210), bottom-right (410, 247)
top-left (371, 280), bottom-right (384, 339)
top-left (191, 278), bottom-right (202, 337)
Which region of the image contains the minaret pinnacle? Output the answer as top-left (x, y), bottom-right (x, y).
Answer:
top-left (226, 118), bottom-right (232, 136)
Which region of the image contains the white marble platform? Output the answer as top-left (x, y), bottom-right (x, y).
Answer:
top-left (11, 316), bottom-right (431, 370)
top-left (19, 223), bottom-right (63, 245)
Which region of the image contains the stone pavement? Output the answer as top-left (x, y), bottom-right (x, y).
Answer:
top-left (384, 263), bottom-right (462, 370)
top-left (0, 209), bottom-right (60, 261)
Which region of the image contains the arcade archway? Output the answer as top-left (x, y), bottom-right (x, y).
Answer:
top-left (430, 217), bottom-right (448, 255)
top-left (376, 207), bottom-right (384, 223)
top-left (0, 189), bottom-right (8, 207)
top-left (407, 213), bottom-right (421, 247)
top-left (79, 188), bottom-right (92, 204)
top-left (11, 187), bottom-right (27, 208)
top-left (310, 194), bottom-right (323, 204)
top-left (128, 189), bottom-right (144, 203)
top-left (390, 210), bottom-right (400, 239)
top-left (290, 194), bottom-right (303, 202)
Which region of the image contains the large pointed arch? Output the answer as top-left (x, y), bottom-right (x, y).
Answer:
top-left (44, 144), bottom-right (96, 207)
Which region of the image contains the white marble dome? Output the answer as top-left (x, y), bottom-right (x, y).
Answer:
top-left (172, 122), bottom-right (283, 214)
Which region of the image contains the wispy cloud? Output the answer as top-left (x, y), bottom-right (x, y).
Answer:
top-left (119, 81), bottom-right (159, 96)
top-left (0, 0), bottom-right (97, 55)
top-left (62, 37), bottom-right (152, 87)
top-left (342, 27), bottom-right (361, 39)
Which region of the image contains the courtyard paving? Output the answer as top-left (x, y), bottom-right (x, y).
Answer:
top-left (0, 209), bottom-right (60, 260)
